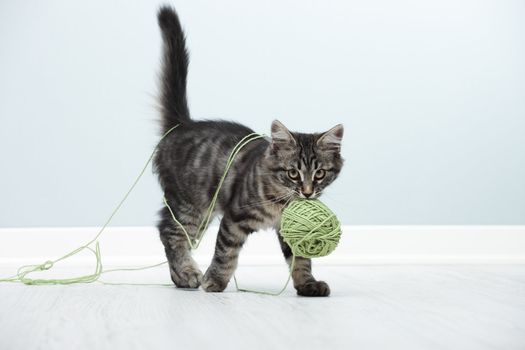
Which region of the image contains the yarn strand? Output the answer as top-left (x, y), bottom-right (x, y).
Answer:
top-left (0, 124), bottom-right (341, 296)
top-left (0, 125), bottom-right (181, 286)
top-left (163, 133), bottom-right (266, 250)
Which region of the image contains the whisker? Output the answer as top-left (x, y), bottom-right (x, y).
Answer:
top-left (283, 195), bottom-right (295, 207)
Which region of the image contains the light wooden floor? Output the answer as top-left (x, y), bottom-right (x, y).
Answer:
top-left (1, 265), bottom-right (524, 350)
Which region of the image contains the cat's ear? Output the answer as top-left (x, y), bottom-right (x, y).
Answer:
top-left (271, 120), bottom-right (296, 151)
top-left (317, 124), bottom-right (344, 152)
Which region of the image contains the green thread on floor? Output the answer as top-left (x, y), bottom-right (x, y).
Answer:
top-left (0, 125), bottom-right (182, 286)
top-left (0, 124), bottom-right (341, 295)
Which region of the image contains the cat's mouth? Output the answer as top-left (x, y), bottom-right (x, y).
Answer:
top-left (298, 190), bottom-right (320, 199)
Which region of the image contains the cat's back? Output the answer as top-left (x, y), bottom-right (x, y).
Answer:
top-left (163, 119), bottom-right (255, 153)
top-left (185, 120), bottom-right (255, 140)
top-left (155, 119), bottom-right (260, 177)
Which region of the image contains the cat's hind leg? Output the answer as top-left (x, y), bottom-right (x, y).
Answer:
top-left (158, 196), bottom-right (204, 288)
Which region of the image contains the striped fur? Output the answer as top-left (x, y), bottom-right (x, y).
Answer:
top-left (154, 7), bottom-right (344, 296)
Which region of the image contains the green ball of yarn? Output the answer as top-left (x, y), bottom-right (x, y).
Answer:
top-left (280, 199), bottom-right (341, 258)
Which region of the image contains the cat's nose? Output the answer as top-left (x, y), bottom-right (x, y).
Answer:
top-left (302, 185), bottom-right (313, 198)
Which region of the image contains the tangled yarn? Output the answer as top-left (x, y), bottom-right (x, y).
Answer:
top-left (0, 124), bottom-right (343, 295)
top-left (280, 199), bottom-right (341, 258)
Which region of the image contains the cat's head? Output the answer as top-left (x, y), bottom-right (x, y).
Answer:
top-left (264, 120), bottom-right (344, 199)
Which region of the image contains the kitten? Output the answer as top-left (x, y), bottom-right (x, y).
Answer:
top-left (154, 7), bottom-right (344, 296)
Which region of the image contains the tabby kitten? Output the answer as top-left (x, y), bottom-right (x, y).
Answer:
top-left (154, 7), bottom-right (344, 297)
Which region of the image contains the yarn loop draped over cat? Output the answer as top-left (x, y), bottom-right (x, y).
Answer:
top-left (156, 6), bottom-right (344, 297)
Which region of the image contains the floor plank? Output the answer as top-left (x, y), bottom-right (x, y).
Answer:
top-left (1, 265), bottom-right (524, 350)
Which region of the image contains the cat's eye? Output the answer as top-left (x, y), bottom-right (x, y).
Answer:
top-left (314, 169), bottom-right (326, 180)
top-left (287, 169), bottom-right (300, 180)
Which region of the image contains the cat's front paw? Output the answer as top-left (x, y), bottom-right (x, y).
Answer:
top-left (201, 270), bottom-right (228, 292)
top-left (170, 265), bottom-right (203, 289)
top-left (296, 280), bottom-right (331, 297)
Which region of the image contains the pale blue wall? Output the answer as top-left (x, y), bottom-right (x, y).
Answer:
top-left (1, 0), bottom-right (524, 226)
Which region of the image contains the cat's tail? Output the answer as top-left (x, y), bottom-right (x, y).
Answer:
top-left (157, 6), bottom-right (191, 131)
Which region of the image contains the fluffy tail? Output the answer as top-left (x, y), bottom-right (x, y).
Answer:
top-left (158, 6), bottom-right (191, 131)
